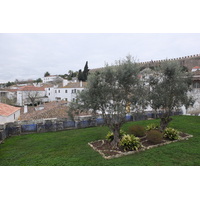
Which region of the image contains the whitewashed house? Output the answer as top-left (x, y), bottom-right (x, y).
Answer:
top-left (42, 75), bottom-right (63, 83)
top-left (45, 81), bottom-right (87, 102)
top-left (191, 66), bottom-right (200, 72)
top-left (0, 103), bottom-right (20, 124)
top-left (16, 86), bottom-right (47, 106)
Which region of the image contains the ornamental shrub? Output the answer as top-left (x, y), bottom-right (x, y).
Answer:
top-left (164, 127), bottom-right (179, 140)
top-left (105, 129), bottom-right (126, 142)
top-left (128, 125), bottom-right (146, 137)
top-left (146, 130), bottom-right (163, 144)
top-left (119, 134), bottom-right (142, 151)
top-left (146, 123), bottom-right (159, 131)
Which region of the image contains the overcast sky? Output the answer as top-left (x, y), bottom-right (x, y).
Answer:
top-left (0, 33), bottom-right (200, 83)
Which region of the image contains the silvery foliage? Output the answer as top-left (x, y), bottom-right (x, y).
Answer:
top-left (69, 55), bottom-right (148, 130)
top-left (148, 61), bottom-right (195, 115)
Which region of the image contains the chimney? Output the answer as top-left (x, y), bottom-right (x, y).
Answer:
top-left (80, 81), bottom-right (83, 87)
top-left (24, 105), bottom-right (28, 113)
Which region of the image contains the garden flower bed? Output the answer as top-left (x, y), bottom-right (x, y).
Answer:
top-left (88, 132), bottom-right (193, 159)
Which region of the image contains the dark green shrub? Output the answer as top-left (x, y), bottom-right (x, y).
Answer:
top-left (105, 129), bottom-right (126, 142)
top-left (128, 125), bottom-right (146, 137)
top-left (164, 127), bottom-right (179, 140)
top-left (119, 134), bottom-right (142, 151)
top-left (146, 130), bottom-right (163, 144)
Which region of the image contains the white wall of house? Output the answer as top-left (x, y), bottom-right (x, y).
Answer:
top-left (0, 109), bottom-right (20, 124)
top-left (45, 87), bottom-right (84, 102)
top-left (16, 90), bottom-right (46, 106)
top-left (186, 88), bottom-right (200, 115)
top-left (45, 87), bottom-right (57, 101)
top-left (42, 76), bottom-right (58, 83)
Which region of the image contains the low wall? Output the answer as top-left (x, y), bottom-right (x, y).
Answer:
top-left (0, 111), bottom-right (182, 142)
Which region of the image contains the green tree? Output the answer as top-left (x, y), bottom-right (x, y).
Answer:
top-left (35, 78), bottom-right (42, 83)
top-left (6, 81), bottom-right (15, 87)
top-left (44, 71), bottom-right (50, 77)
top-left (148, 61), bottom-right (195, 131)
top-left (78, 61), bottom-right (89, 81)
top-left (69, 56), bottom-right (147, 147)
top-left (83, 61), bottom-right (89, 81)
top-left (78, 69), bottom-right (84, 81)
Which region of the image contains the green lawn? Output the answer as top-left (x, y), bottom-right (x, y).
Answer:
top-left (0, 115), bottom-right (200, 166)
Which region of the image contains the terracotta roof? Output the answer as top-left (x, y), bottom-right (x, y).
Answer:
top-left (192, 66), bottom-right (200, 69)
top-left (0, 103), bottom-right (20, 116)
top-left (6, 89), bottom-right (18, 92)
top-left (45, 75), bottom-right (57, 77)
top-left (62, 82), bottom-right (87, 88)
top-left (18, 86), bottom-right (45, 91)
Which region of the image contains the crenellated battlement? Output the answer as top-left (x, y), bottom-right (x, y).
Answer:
top-left (138, 54), bottom-right (200, 66)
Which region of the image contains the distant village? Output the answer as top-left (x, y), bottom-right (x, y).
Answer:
top-left (1, 55), bottom-right (200, 125)
top-left (0, 61), bottom-right (90, 124)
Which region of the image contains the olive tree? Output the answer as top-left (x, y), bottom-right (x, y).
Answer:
top-left (69, 56), bottom-right (147, 148)
top-left (148, 61), bottom-right (195, 131)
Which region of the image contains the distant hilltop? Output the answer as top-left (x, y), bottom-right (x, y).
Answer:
top-left (138, 54), bottom-right (200, 70)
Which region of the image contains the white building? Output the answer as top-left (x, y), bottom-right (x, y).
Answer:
top-left (16, 86), bottom-right (47, 106)
top-left (0, 103), bottom-right (20, 124)
top-left (191, 66), bottom-right (200, 72)
top-left (45, 81), bottom-right (87, 102)
top-left (42, 75), bottom-right (62, 83)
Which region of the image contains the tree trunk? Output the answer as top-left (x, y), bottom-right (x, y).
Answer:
top-left (110, 126), bottom-right (120, 149)
top-left (160, 117), bottom-right (172, 132)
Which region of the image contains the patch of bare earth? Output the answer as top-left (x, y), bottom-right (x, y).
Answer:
top-left (88, 132), bottom-right (193, 159)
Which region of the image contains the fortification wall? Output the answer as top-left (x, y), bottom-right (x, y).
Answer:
top-left (138, 54), bottom-right (200, 70)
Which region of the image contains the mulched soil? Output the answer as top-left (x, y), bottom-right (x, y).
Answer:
top-left (88, 132), bottom-right (193, 159)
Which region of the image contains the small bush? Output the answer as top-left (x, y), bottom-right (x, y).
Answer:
top-left (128, 125), bottom-right (146, 137)
top-left (146, 123), bottom-right (159, 131)
top-left (164, 127), bottom-right (180, 140)
top-left (105, 129), bottom-right (126, 142)
top-left (146, 130), bottom-right (163, 144)
top-left (119, 134), bottom-right (142, 151)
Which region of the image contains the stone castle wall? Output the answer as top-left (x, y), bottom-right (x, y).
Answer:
top-left (138, 54), bottom-right (200, 70)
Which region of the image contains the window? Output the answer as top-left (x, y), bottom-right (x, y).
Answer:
top-left (49, 93), bottom-right (50, 96)
top-left (48, 88), bottom-right (50, 90)
top-left (58, 90), bottom-right (60, 93)
top-left (65, 90), bottom-right (67, 93)
top-left (55, 90), bottom-right (57, 93)
top-left (65, 98), bottom-right (68, 101)
top-left (14, 114), bottom-right (15, 119)
top-left (71, 89), bottom-right (77, 94)
top-left (193, 82), bottom-right (200, 88)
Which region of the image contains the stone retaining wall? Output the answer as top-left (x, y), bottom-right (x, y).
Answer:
top-left (0, 112), bottom-right (182, 142)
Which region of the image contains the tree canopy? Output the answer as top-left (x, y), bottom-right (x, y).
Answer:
top-left (148, 60), bottom-right (195, 130)
top-left (78, 61), bottom-right (89, 81)
top-left (44, 71), bottom-right (50, 77)
top-left (69, 56), bottom-right (147, 147)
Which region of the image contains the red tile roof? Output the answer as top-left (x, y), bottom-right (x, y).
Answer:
top-left (18, 86), bottom-right (45, 91)
top-left (192, 66), bottom-right (200, 69)
top-left (0, 103), bottom-right (20, 116)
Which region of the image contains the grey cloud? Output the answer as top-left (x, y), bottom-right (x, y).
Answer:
top-left (0, 33), bottom-right (200, 82)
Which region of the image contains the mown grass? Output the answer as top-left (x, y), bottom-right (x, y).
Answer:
top-left (0, 115), bottom-right (200, 166)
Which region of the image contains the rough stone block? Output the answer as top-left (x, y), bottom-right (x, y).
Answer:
top-left (21, 124), bottom-right (37, 133)
top-left (56, 122), bottom-right (64, 131)
top-left (44, 120), bottom-right (56, 132)
top-left (37, 123), bottom-right (46, 133)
